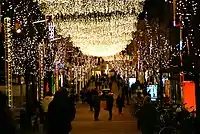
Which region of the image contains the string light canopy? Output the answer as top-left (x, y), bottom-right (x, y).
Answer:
top-left (39, 0), bottom-right (145, 56)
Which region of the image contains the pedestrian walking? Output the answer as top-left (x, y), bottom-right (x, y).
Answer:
top-left (80, 90), bottom-right (85, 103)
top-left (41, 91), bottom-right (53, 129)
top-left (106, 92), bottom-right (114, 120)
top-left (86, 90), bottom-right (93, 111)
top-left (109, 81), bottom-right (112, 90)
top-left (47, 88), bottom-right (76, 134)
top-left (116, 95), bottom-right (125, 115)
top-left (92, 92), bottom-right (101, 121)
top-left (138, 96), bottom-right (157, 134)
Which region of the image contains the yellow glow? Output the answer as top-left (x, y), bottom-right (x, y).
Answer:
top-left (16, 29), bottom-right (21, 33)
top-left (39, 0), bottom-right (144, 56)
top-left (39, 0), bottom-right (144, 15)
top-left (39, 40), bottom-right (45, 100)
top-left (54, 15), bottom-right (136, 56)
top-left (4, 17), bottom-right (13, 108)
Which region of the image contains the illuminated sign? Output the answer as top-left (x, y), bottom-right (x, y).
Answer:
top-left (46, 15), bottom-right (54, 40)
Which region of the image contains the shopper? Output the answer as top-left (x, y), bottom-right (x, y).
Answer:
top-left (47, 89), bottom-right (76, 134)
top-left (116, 94), bottom-right (125, 115)
top-left (41, 91), bottom-right (53, 130)
top-left (106, 92), bottom-right (114, 120)
top-left (139, 96), bottom-right (157, 134)
top-left (92, 92), bottom-right (101, 121)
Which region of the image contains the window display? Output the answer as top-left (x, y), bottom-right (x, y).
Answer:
top-left (147, 84), bottom-right (158, 101)
top-left (128, 78), bottom-right (136, 88)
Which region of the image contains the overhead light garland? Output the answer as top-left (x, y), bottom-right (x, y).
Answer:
top-left (39, 0), bottom-right (145, 56)
top-left (39, 0), bottom-right (144, 16)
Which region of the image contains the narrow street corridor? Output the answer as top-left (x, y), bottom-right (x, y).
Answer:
top-left (71, 82), bottom-right (140, 134)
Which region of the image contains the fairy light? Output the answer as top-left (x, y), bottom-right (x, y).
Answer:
top-left (54, 55), bottom-right (59, 91)
top-left (39, 40), bottom-right (45, 100)
top-left (4, 17), bottom-right (13, 108)
top-left (175, 0), bottom-right (198, 68)
top-left (39, 0), bottom-right (145, 56)
top-left (136, 17), bottom-right (171, 72)
top-left (12, 1), bottom-right (44, 75)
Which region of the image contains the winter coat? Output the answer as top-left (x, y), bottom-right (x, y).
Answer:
top-left (47, 90), bottom-right (76, 134)
top-left (116, 96), bottom-right (124, 108)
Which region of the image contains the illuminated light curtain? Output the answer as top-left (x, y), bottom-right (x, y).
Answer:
top-left (39, 0), bottom-right (145, 56)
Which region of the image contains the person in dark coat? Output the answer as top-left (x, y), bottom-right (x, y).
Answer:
top-left (86, 90), bottom-right (93, 111)
top-left (47, 89), bottom-right (76, 134)
top-left (116, 95), bottom-right (125, 115)
top-left (122, 85), bottom-right (129, 105)
top-left (106, 92), bottom-right (114, 120)
top-left (138, 96), bottom-right (157, 134)
top-left (80, 90), bottom-right (85, 103)
top-left (109, 81), bottom-right (112, 89)
top-left (92, 92), bottom-right (101, 121)
top-left (0, 91), bottom-right (16, 134)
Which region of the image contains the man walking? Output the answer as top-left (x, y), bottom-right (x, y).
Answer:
top-left (106, 92), bottom-right (114, 120)
top-left (47, 89), bottom-right (76, 134)
top-left (93, 92), bottom-right (101, 121)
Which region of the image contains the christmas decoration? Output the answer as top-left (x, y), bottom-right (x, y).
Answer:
top-left (39, 0), bottom-right (145, 56)
top-left (12, 0), bottom-right (44, 75)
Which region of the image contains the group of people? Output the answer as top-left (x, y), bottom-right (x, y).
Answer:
top-left (86, 89), bottom-right (126, 121)
top-left (0, 73), bottom-right (132, 134)
top-left (0, 86), bottom-right (76, 134)
top-left (80, 74), bottom-right (128, 121)
top-left (93, 74), bottom-right (112, 90)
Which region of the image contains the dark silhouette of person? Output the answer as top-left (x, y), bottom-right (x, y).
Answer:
top-left (109, 81), bottom-right (112, 89)
top-left (92, 92), bottom-right (101, 121)
top-left (116, 94), bottom-right (125, 115)
top-left (135, 92), bottom-right (144, 130)
top-left (80, 89), bottom-right (85, 103)
top-left (106, 92), bottom-right (114, 120)
top-left (0, 91), bottom-right (16, 134)
top-left (122, 85), bottom-right (130, 105)
top-left (117, 81), bottom-right (120, 90)
top-left (138, 96), bottom-right (157, 134)
top-left (86, 90), bottom-right (93, 111)
top-left (47, 88), bottom-right (76, 134)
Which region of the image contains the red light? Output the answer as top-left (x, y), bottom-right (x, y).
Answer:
top-left (183, 81), bottom-right (196, 112)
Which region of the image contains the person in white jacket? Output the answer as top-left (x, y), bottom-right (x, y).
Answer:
top-left (41, 91), bottom-right (53, 130)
